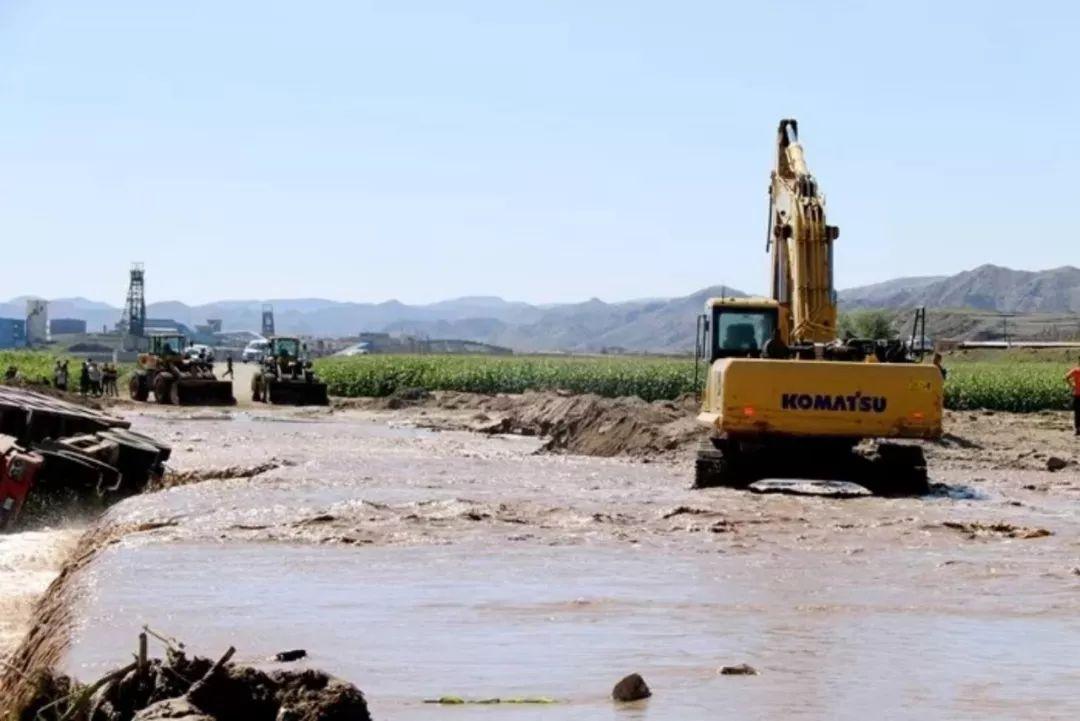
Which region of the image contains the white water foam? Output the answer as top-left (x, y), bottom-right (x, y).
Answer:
top-left (0, 528), bottom-right (81, 658)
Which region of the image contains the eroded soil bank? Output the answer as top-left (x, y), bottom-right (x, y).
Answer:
top-left (336, 389), bottom-right (1080, 472)
top-left (2, 395), bottom-right (1078, 719)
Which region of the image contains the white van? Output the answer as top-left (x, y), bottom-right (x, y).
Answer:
top-left (242, 339), bottom-right (270, 363)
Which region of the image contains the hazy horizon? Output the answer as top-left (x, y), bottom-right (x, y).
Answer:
top-left (4, 260), bottom-right (1080, 310)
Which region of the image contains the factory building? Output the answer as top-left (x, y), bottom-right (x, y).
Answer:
top-left (0, 318), bottom-right (27, 349)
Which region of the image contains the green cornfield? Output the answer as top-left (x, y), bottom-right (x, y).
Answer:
top-left (0, 350), bottom-right (134, 388)
top-left (943, 361), bottom-right (1073, 412)
top-left (316, 355), bottom-right (697, 402)
top-left (0, 350), bottom-right (68, 383)
top-left (316, 354), bottom-right (1077, 412)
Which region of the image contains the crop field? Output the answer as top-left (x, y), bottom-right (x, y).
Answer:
top-left (1, 349), bottom-right (1073, 412)
top-left (943, 361), bottom-right (1072, 412)
top-left (316, 354), bottom-right (698, 402)
top-left (316, 352), bottom-right (1077, 412)
top-left (0, 350), bottom-right (134, 389)
top-left (0, 350), bottom-right (66, 383)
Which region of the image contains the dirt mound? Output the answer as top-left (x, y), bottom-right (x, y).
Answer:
top-left (362, 390), bottom-right (705, 458)
top-left (471, 392), bottom-right (702, 457)
top-left (338, 391), bottom-right (1080, 469)
top-left (1, 379), bottom-right (114, 411)
top-left (333, 390), bottom-right (705, 457)
top-left (16, 643), bottom-right (370, 721)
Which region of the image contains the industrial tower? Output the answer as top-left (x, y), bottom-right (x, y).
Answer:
top-left (124, 262), bottom-right (146, 338)
top-left (261, 304), bottom-right (275, 337)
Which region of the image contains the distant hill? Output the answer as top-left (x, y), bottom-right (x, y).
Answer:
top-left (840, 264), bottom-right (1080, 313)
top-left (3, 264), bottom-right (1077, 351)
top-left (838, 275), bottom-right (947, 308)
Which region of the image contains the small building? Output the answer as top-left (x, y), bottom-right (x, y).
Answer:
top-left (50, 318), bottom-right (88, 335)
top-left (0, 318), bottom-right (27, 349)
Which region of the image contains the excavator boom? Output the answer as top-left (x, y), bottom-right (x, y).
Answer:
top-left (768, 119), bottom-right (839, 345)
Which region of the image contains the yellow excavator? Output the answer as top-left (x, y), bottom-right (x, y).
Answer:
top-left (694, 119), bottom-right (942, 493)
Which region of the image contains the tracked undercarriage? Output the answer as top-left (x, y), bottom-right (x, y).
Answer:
top-left (693, 435), bottom-right (928, 496)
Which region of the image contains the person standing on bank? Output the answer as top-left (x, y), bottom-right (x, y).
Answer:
top-left (1066, 357), bottom-right (1080, 436)
top-left (79, 359), bottom-right (90, 395)
top-left (932, 352), bottom-right (947, 381)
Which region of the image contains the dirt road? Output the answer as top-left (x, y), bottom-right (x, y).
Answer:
top-left (222, 359), bottom-right (257, 407)
top-left (1, 400), bottom-right (1070, 720)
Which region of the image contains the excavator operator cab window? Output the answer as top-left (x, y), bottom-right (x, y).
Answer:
top-left (711, 307), bottom-right (777, 361)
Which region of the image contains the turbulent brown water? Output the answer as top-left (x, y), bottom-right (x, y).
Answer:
top-left (5, 406), bottom-right (1080, 719)
top-left (0, 528), bottom-right (80, 658)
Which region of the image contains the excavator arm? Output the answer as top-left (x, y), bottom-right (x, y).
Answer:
top-left (767, 119), bottom-right (839, 344)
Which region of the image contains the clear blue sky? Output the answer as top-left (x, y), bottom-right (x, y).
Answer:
top-left (1, 1), bottom-right (1076, 305)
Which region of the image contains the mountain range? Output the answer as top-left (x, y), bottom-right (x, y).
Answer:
top-left (840, 264), bottom-right (1080, 314)
top-left (2, 264), bottom-right (1077, 352)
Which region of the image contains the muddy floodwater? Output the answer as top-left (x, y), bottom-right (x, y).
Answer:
top-left (6, 406), bottom-right (1080, 719)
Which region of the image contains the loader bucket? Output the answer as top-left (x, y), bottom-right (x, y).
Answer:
top-left (267, 380), bottom-right (329, 406)
top-left (173, 379), bottom-right (237, 406)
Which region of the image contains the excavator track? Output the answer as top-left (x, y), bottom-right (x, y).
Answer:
top-left (694, 436), bottom-right (928, 496)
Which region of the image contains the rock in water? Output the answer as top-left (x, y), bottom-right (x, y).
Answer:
top-left (612, 673), bottom-right (651, 702)
top-left (273, 669), bottom-right (371, 721)
top-left (185, 665), bottom-right (279, 720)
top-left (133, 698), bottom-right (214, 720)
top-left (1046, 457), bottom-right (1068, 472)
top-left (719, 663), bottom-right (759, 676)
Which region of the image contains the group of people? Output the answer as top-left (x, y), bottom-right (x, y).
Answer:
top-left (53, 358), bottom-right (119, 396)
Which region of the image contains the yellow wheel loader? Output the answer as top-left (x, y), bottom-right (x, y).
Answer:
top-left (129, 334), bottom-right (236, 406)
top-left (251, 336), bottom-right (329, 406)
top-left (694, 120), bottom-right (942, 494)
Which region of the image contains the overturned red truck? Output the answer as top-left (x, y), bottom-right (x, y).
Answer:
top-left (0, 386), bottom-right (170, 532)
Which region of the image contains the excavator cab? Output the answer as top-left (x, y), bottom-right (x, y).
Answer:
top-left (697, 299), bottom-right (785, 362)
